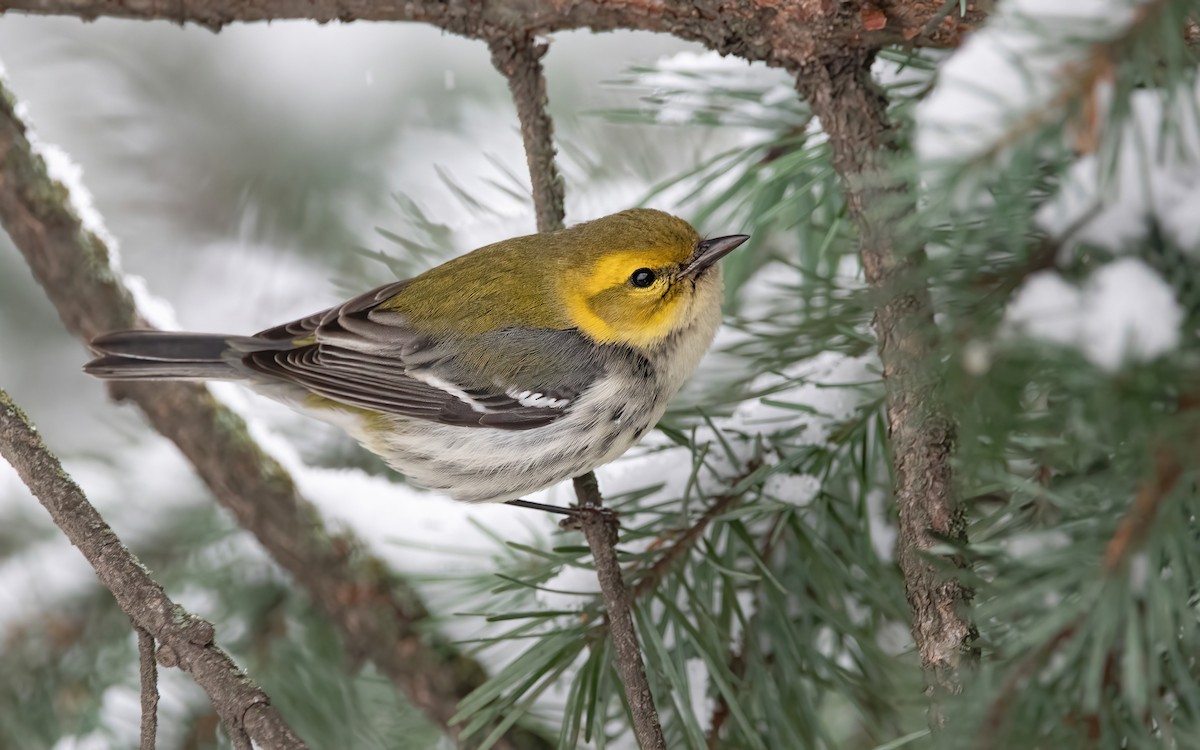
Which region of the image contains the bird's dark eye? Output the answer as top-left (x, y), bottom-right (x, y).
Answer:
top-left (630, 268), bottom-right (657, 288)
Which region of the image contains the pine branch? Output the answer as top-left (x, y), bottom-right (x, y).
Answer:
top-left (0, 0), bottom-right (986, 53)
top-left (1103, 444), bottom-right (1183, 574)
top-left (0, 78), bottom-right (549, 750)
top-left (629, 479), bottom-right (749, 601)
top-left (1102, 390), bottom-right (1198, 576)
top-left (489, 32), bottom-right (665, 749)
top-left (976, 622), bottom-right (1079, 750)
top-left (793, 2), bottom-right (976, 726)
top-left (704, 511), bottom-right (785, 748)
top-left (0, 388), bottom-right (308, 750)
top-left (137, 627), bottom-right (159, 750)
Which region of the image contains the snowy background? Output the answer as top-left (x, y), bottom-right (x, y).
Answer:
top-left (4, 3), bottom-right (1199, 748)
top-left (0, 16), bottom-right (806, 749)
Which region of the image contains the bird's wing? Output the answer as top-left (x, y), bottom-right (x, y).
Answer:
top-left (238, 281), bottom-right (620, 430)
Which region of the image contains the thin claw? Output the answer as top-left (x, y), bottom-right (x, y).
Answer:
top-left (505, 499), bottom-right (576, 516)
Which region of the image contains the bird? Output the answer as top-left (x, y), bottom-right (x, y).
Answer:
top-left (85, 208), bottom-right (748, 509)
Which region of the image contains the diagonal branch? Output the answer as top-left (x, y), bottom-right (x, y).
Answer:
top-left (792, 1), bottom-right (976, 727)
top-left (0, 80), bottom-right (548, 750)
top-left (0, 388), bottom-right (308, 750)
top-left (489, 32), bottom-right (665, 750)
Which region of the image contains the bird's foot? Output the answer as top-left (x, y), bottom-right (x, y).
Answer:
top-left (504, 498), bottom-right (576, 516)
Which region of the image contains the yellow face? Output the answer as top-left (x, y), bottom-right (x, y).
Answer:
top-left (561, 246), bottom-right (712, 348)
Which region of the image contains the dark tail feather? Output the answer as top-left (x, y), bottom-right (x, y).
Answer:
top-left (85, 331), bottom-right (252, 380)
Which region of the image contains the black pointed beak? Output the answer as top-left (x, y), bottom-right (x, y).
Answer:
top-left (679, 234), bottom-right (750, 279)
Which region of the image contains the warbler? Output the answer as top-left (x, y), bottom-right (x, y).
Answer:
top-left (85, 208), bottom-right (748, 505)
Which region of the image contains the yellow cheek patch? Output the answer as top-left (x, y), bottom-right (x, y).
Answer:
top-left (561, 250), bottom-right (693, 348)
top-left (564, 293), bottom-right (689, 347)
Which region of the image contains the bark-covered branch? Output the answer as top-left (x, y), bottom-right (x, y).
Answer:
top-left (568, 475), bottom-right (666, 750)
top-left (0, 0), bottom-right (986, 55)
top-left (0, 81), bottom-right (548, 750)
top-left (489, 33), bottom-right (665, 749)
top-left (792, 1), bottom-right (975, 725)
top-left (488, 34), bottom-right (564, 236)
top-left (137, 627), bottom-right (159, 750)
top-left (0, 388), bottom-right (308, 750)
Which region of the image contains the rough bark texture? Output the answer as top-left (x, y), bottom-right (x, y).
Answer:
top-left (570, 474), bottom-right (666, 750)
top-left (0, 81), bottom-right (547, 750)
top-left (0, 390), bottom-right (308, 750)
top-left (137, 627), bottom-right (159, 750)
top-left (0, 0), bottom-right (988, 54)
top-left (488, 35), bottom-right (565, 235)
top-left (793, 7), bottom-right (975, 719)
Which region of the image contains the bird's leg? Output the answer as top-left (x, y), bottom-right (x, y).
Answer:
top-left (505, 498), bottom-right (577, 516)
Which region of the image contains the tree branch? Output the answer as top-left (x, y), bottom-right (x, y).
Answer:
top-left (1103, 444), bottom-right (1182, 574)
top-left (137, 627), bottom-right (159, 750)
top-left (0, 388), bottom-right (308, 750)
top-left (0, 0), bottom-right (986, 54)
top-left (1103, 390), bottom-right (1200, 574)
top-left (0, 80), bottom-right (548, 750)
top-left (568, 474), bottom-right (666, 750)
top-left (488, 34), bottom-right (564, 236)
top-left (792, 2), bottom-right (975, 726)
top-left (489, 32), bottom-right (665, 749)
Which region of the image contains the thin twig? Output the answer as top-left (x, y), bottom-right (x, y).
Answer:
top-left (1103, 445), bottom-right (1183, 574)
top-left (976, 621), bottom-right (1079, 750)
top-left (0, 74), bottom-right (547, 750)
top-left (978, 440), bottom-right (1184, 747)
top-left (630, 485), bottom-right (746, 601)
top-left (488, 34), bottom-right (565, 235)
top-left (137, 627), bottom-right (159, 750)
top-left (489, 29), bottom-right (666, 748)
top-left (567, 475), bottom-right (666, 750)
top-left (794, 2), bottom-right (976, 727)
top-left (0, 389), bottom-right (308, 750)
top-left (1103, 391), bottom-right (1200, 573)
top-left (1102, 390), bottom-right (1199, 575)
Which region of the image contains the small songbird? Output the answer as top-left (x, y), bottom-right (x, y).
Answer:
top-left (86, 209), bottom-right (748, 506)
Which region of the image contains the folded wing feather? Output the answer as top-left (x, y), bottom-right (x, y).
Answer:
top-left (241, 280), bottom-right (607, 430)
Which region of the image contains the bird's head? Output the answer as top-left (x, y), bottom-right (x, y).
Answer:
top-left (555, 209), bottom-right (748, 348)
top-left (384, 208), bottom-right (747, 348)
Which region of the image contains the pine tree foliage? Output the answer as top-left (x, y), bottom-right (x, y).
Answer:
top-left (5, 1), bottom-right (1200, 748)
top-left (437, 2), bottom-right (1200, 747)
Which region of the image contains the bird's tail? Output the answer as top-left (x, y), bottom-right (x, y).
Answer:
top-left (85, 331), bottom-right (256, 380)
